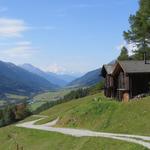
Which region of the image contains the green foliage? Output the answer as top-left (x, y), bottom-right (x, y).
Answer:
top-left (0, 106), bottom-right (15, 126)
top-left (124, 0), bottom-right (150, 59)
top-left (63, 81), bottom-right (104, 101)
top-left (32, 101), bottom-right (64, 114)
top-left (118, 47), bottom-right (129, 60)
top-left (89, 80), bottom-right (105, 95)
top-left (14, 104), bottom-right (31, 120)
top-left (63, 88), bottom-right (89, 101)
top-left (0, 104), bottom-right (31, 127)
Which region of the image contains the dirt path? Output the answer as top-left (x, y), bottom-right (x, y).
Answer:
top-left (16, 116), bottom-right (150, 149)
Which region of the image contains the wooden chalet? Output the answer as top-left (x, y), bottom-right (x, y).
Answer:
top-left (101, 64), bottom-right (115, 98)
top-left (101, 61), bottom-right (150, 102)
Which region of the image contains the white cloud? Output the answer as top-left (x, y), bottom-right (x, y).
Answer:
top-left (0, 18), bottom-right (27, 37)
top-left (126, 43), bottom-right (137, 55)
top-left (45, 64), bottom-right (67, 74)
top-left (0, 41), bottom-right (31, 46)
top-left (0, 17), bottom-right (55, 38)
top-left (44, 64), bottom-right (85, 75)
top-left (0, 41), bottom-right (37, 59)
top-left (116, 41), bottom-right (137, 55)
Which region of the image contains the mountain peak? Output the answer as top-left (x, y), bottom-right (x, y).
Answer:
top-left (20, 63), bottom-right (77, 87)
top-left (0, 60), bottom-right (58, 98)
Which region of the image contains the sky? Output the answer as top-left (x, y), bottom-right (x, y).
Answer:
top-left (0, 0), bottom-right (139, 75)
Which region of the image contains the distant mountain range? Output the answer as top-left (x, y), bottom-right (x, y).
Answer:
top-left (0, 60), bottom-right (103, 100)
top-left (0, 61), bottom-right (58, 99)
top-left (20, 64), bottom-right (77, 87)
top-left (20, 64), bottom-right (103, 88)
top-left (67, 68), bottom-right (103, 88)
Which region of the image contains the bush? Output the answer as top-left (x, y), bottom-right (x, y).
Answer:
top-left (0, 103), bottom-right (31, 127)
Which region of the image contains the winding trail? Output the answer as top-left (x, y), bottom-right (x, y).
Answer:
top-left (16, 116), bottom-right (150, 149)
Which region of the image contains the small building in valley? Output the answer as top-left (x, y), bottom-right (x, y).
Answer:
top-left (101, 61), bottom-right (150, 101)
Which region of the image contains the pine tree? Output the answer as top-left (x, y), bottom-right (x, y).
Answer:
top-left (123, 0), bottom-right (150, 60)
top-left (118, 47), bottom-right (129, 60)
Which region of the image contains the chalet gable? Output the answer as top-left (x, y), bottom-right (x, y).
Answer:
top-left (101, 64), bottom-right (115, 78)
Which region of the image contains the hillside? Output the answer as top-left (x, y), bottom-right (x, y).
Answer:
top-left (37, 93), bottom-right (150, 136)
top-left (0, 93), bottom-right (149, 149)
top-left (0, 126), bottom-right (145, 150)
top-left (20, 64), bottom-right (76, 87)
top-left (67, 69), bottom-right (103, 88)
top-left (0, 61), bottom-right (57, 99)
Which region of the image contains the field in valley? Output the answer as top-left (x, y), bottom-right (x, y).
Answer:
top-left (30, 89), bottom-right (72, 111)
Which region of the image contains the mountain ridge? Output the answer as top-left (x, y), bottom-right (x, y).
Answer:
top-left (67, 68), bottom-right (103, 88)
top-left (0, 61), bottom-right (58, 98)
top-left (20, 64), bottom-right (77, 87)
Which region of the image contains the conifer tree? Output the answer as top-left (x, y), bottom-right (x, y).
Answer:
top-left (124, 0), bottom-right (150, 59)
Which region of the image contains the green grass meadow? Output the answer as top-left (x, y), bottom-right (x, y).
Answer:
top-left (0, 125), bottom-right (147, 150)
top-left (0, 93), bottom-right (150, 149)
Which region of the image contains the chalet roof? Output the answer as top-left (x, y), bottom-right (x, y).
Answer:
top-left (101, 64), bottom-right (115, 77)
top-left (103, 64), bottom-right (115, 74)
top-left (118, 61), bottom-right (150, 73)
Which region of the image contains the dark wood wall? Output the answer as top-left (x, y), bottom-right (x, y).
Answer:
top-left (129, 73), bottom-right (150, 97)
top-left (104, 75), bottom-right (114, 97)
top-left (117, 72), bottom-right (129, 90)
top-left (104, 67), bottom-right (150, 100)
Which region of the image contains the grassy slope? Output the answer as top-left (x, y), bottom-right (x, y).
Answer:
top-left (38, 93), bottom-right (150, 136)
top-left (0, 93), bottom-right (150, 150)
top-left (0, 126), bottom-right (147, 150)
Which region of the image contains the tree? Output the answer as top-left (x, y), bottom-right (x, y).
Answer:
top-left (14, 103), bottom-right (31, 120)
top-left (118, 47), bottom-right (129, 60)
top-left (123, 0), bottom-right (150, 60)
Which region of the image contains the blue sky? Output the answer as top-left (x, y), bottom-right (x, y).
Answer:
top-left (0, 0), bottom-right (138, 75)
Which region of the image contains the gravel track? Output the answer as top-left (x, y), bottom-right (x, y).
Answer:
top-left (16, 116), bottom-right (150, 149)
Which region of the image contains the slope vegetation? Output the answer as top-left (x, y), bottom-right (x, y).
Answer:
top-left (0, 93), bottom-right (150, 149)
top-left (38, 93), bottom-right (150, 136)
top-left (0, 125), bottom-right (146, 150)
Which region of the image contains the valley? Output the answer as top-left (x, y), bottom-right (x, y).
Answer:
top-left (0, 1), bottom-right (150, 149)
